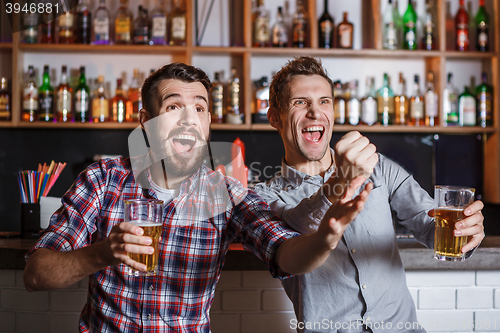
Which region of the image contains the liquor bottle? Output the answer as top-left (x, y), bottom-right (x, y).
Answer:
top-left (115, 0), bottom-right (133, 44)
top-left (169, 0), bottom-right (187, 46)
top-left (150, 0), bottom-right (167, 45)
top-left (126, 68), bottom-right (142, 122)
top-left (58, 8), bottom-right (75, 43)
top-left (133, 6), bottom-right (149, 44)
top-left (455, 0), bottom-right (469, 51)
top-left (292, 0), bottom-right (308, 48)
top-left (361, 77), bottom-right (377, 126)
top-left (211, 72), bottom-right (224, 124)
top-left (467, 1), bottom-right (475, 49)
top-left (337, 12), bottom-right (353, 49)
top-left (252, 0), bottom-right (270, 47)
top-left (22, 5), bottom-right (39, 43)
top-left (254, 77), bottom-right (270, 123)
top-left (272, 7), bottom-right (288, 47)
top-left (442, 73), bottom-right (459, 126)
top-left (333, 81), bottom-right (345, 125)
top-left (445, 1), bottom-right (454, 50)
top-left (476, 72), bottom-right (493, 127)
top-left (377, 73), bottom-right (395, 126)
top-left (409, 75), bottom-right (424, 126)
top-left (383, 0), bottom-right (399, 50)
top-left (56, 65), bottom-right (73, 122)
top-left (424, 71), bottom-right (438, 126)
top-left (460, 86), bottom-right (476, 126)
top-left (40, 12), bottom-right (56, 43)
top-left (75, 66), bottom-right (90, 123)
top-left (93, 0), bottom-right (111, 45)
top-left (226, 68), bottom-right (243, 125)
top-left (38, 65), bottom-right (54, 122)
top-left (394, 0), bottom-right (404, 49)
top-left (475, 0), bottom-right (489, 52)
top-left (346, 81), bottom-right (360, 125)
top-left (459, 86), bottom-right (476, 126)
top-left (394, 73), bottom-right (409, 125)
top-left (318, 0), bottom-right (334, 49)
top-left (403, 0), bottom-right (417, 50)
top-left (283, 0), bottom-right (293, 47)
top-left (112, 79), bottom-right (127, 123)
top-left (22, 66), bottom-right (38, 122)
top-left (92, 75), bottom-right (109, 122)
top-left (0, 78), bottom-right (10, 121)
top-left (76, 0), bottom-right (92, 44)
top-left (421, 0), bottom-right (436, 50)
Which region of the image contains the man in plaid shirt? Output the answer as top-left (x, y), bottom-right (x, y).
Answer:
top-left (23, 63), bottom-right (372, 332)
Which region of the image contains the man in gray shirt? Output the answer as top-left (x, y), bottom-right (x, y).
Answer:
top-left (253, 56), bottom-right (485, 333)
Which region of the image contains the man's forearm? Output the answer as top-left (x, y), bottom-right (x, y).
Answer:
top-left (24, 243), bottom-right (108, 292)
top-left (274, 232), bottom-right (336, 276)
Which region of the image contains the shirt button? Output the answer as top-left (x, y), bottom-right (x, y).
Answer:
top-left (351, 248), bottom-right (357, 254)
top-left (149, 285), bottom-right (154, 291)
top-left (362, 284), bottom-right (367, 289)
top-left (147, 314), bottom-right (151, 320)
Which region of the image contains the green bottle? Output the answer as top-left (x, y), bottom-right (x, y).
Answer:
top-left (403, 0), bottom-right (417, 50)
top-left (377, 73), bottom-right (395, 126)
top-left (476, 72), bottom-right (493, 127)
top-left (38, 65), bottom-right (54, 122)
top-left (475, 0), bottom-right (489, 52)
top-left (75, 66), bottom-right (90, 122)
top-left (459, 86), bottom-right (476, 126)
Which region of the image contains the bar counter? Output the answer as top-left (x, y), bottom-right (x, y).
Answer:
top-left (1, 236), bottom-right (499, 271)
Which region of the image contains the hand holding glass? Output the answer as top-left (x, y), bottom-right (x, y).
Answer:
top-left (434, 186), bottom-right (475, 262)
top-left (124, 199), bottom-right (163, 276)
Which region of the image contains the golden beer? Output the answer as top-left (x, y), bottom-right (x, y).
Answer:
top-left (127, 220), bottom-right (163, 276)
top-left (434, 207), bottom-right (467, 261)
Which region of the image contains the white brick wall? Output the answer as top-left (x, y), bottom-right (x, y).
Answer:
top-left (0, 269), bottom-right (86, 333)
top-left (407, 270), bottom-right (500, 333)
top-left (2, 269), bottom-right (500, 333)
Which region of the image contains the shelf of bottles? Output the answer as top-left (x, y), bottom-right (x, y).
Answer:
top-left (0, 0), bottom-right (495, 133)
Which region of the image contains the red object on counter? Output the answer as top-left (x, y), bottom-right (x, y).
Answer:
top-left (231, 137), bottom-right (248, 188)
top-left (215, 164), bottom-right (226, 175)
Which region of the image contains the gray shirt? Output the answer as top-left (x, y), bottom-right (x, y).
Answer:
top-left (253, 153), bottom-right (434, 333)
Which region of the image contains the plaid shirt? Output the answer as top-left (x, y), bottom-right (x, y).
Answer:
top-left (27, 157), bottom-right (299, 332)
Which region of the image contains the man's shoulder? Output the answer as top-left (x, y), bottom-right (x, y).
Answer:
top-left (84, 157), bottom-right (132, 179)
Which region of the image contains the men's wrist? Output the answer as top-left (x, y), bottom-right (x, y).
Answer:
top-left (323, 177), bottom-right (349, 204)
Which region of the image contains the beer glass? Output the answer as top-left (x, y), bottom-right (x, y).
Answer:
top-left (124, 199), bottom-right (163, 276)
top-left (434, 186), bottom-right (475, 262)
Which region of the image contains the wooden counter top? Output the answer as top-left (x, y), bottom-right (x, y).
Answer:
top-left (1, 236), bottom-right (499, 271)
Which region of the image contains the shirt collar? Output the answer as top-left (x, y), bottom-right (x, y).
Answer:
top-left (281, 148), bottom-right (336, 185)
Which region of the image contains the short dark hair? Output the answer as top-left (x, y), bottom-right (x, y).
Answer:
top-left (142, 62), bottom-right (212, 117)
top-left (269, 56), bottom-right (334, 114)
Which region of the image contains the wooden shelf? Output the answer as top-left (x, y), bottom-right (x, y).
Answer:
top-left (0, 43), bottom-right (12, 50)
top-left (15, 121), bottom-right (139, 129)
top-left (250, 123), bottom-right (496, 134)
top-left (17, 43), bottom-right (188, 55)
top-left (211, 123), bottom-right (251, 130)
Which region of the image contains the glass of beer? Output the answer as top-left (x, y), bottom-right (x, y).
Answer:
top-left (434, 186), bottom-right (475, 262)
top-left (124, 199), bottom-right (163, 276)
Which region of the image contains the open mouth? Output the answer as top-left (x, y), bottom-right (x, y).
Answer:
top-left (172, 134), bottom-right (197, 154)
top-left (301, 125), bottom-right (325, 143)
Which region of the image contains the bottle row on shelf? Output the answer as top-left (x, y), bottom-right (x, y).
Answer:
top-left (12, 65), bottom-right (147, 123)
top-left (331, 71), bottom-right (493, 127)
top-left (253, 0), bottom-right (491, 52)
top-left (19, 0), bottom-right (186, 46)
top-left (0, 64), bottom-right (492, 129)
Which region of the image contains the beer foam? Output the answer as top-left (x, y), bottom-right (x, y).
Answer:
top-left (436, 207), bottom-right (464, 211)
top-left (128, 220), bottom-right (163, 227)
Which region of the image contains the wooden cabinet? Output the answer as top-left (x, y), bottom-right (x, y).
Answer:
top-left (0, 0), bottom-right (499, 200)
